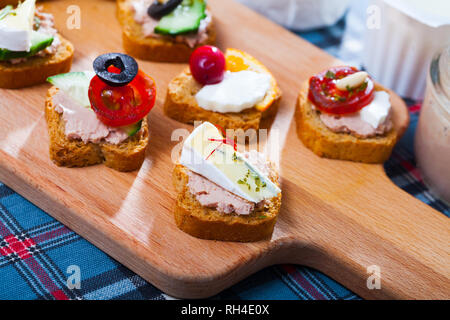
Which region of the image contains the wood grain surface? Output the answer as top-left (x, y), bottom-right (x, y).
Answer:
top-left (0, 0), bottom-right (448, 299)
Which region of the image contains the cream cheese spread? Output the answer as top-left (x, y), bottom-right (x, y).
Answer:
top-left (195, 71), bottom-right (271, 113)
top-left (319, 91), bottom-right (393, 138)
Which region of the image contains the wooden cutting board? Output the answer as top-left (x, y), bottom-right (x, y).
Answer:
top-left (0, 0), bottom-right (449, 299)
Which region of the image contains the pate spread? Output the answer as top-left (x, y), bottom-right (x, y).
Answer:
top-left (53, 90), bottom-right (129, 145)
top-left (320, 109), bottom-right (393, 138)
top-left (186, 150), bottom-right (276, 215)
top-left (318, 91), bottom-right (393, 138)
top-left (34, 8), bottom-right (60, 55)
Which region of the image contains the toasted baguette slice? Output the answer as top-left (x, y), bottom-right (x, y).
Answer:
top-left (0, 36), bottom-right (74, 89)
top-left (164, 68), bottom-right (281, 131)
top-left (295, 84), bottom-right (398, 164)
top-left (173, 164), bottom-right (282, 242)
top-left (45, 87), bottom-right (149, 172)
top-left (117, 0), bottom-right (216, 62)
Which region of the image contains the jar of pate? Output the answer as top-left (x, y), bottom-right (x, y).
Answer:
top-left (415, 45), bottom-right (450, 205)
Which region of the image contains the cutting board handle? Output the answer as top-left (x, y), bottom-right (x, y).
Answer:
top-left (279, 167), bottom-right (450, 300)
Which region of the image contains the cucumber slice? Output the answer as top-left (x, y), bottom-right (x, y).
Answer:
top-left (47, 71), bottom-right (96, 108)
top-left (121, 120), bottom-right (142, 137)
top-left (154, 0), bottom-right (206, 35)
top-left (0, 31), bottom-right (53, 60)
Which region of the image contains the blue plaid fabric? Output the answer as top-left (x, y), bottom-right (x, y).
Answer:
top-left (0, 17), bottom-right (448, 300)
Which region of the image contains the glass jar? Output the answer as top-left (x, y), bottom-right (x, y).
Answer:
top-left (415, 45), bottom-right (450, 205)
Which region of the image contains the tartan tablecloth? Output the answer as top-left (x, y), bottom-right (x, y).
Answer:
top-left (0, 18), bottom-right (449, 301)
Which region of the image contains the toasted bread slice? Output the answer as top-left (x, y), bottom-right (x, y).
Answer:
top-left (0, 36), bottom-right (74, 89)
top-left (117, 0), bottom-right (216, 62)
top-left (173, 164), bottom-right (282, 242)
top-left (45, 87), bottom-right (149, 172)
top-left (164, 68), bottom-right (281, 131)
top-left (295, 84), bottom-right (397, 164)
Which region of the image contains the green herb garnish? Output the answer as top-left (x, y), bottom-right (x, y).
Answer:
top-left (356, 81), bottom-right (368, 93)
top-left (236, 168), bottom-right (269, 193)
top-left (332, 94), bottom-right (346, 102)
top-left (237, 175), bottom-right (251, 190)
top-left (33, 16), bottom-right (41, 30)
top-left (346, 85), bottom-right (355, 98)
top-left (320, 83), bottom-right (329, 96)
top-left (325, 70), bottom-right (336, 79)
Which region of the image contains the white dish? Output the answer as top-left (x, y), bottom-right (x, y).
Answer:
top-left (363, 0), bottom-right (450, 100)
top-left (237, 0), bottom-right (351, 30)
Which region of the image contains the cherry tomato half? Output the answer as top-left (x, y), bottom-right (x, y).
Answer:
top-left (308, 66), bottom-right (375, 115)
top-left (89, 66), bottom-right (156, 127)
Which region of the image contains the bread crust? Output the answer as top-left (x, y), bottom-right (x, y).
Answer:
top-left (164, 68), bottom-right (281, 131)
top-left (117, 0), bottom-right (216, 62)
top-left (45, 87), bottom-right (150, 172)
top-left (0, 0), bottom-right (20, 7)
top-left (0, 36), bottom-right (74, 89)
top-left (173, 164), bottom-right (282, 242)
top-left (295, 84), bottom-right (398, 164)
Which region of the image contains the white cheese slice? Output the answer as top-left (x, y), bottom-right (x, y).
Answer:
top-left (179, 122), bottom-right (281, 203)
top-left (359, 91), bottom-right (391, 129)
top-left (0, 0), bottom-right (35, 52)
top-left (195, 71), bottom-right (271, 113)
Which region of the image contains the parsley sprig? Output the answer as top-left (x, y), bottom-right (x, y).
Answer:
top-left (325, 70), bottom-right (336, 79)
top-left (237, 169), bottom-right (268, 193)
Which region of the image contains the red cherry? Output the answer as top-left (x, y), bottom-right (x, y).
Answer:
top-left (189, 45), bottom-right (225, 85)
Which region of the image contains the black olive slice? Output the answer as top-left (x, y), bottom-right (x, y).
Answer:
top-left (148, 0), bottom-right (183, 19)
top-left (93, 53), bottom-right (138, 87)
